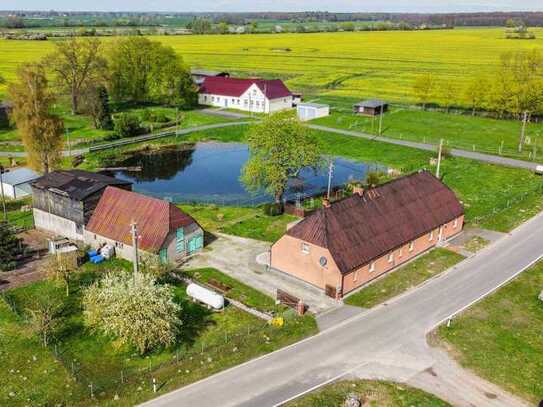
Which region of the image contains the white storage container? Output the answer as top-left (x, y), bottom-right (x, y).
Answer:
top-left (186, 283), bottom-right (225, 310)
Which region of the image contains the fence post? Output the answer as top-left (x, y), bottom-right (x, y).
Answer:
top-left (89, 383), bottom-right (94, 399)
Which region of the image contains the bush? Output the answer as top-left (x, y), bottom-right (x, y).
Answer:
top-left (113, 113), bottom-right (144, 138)
top-left (262, 203), bottom-right (284, 216)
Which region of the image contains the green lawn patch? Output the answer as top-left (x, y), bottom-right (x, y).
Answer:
top-left (5, 197), bottom-right (33, 230)
top-left (184, 267), bottom-right (281, 314)
top-left (437, 261), bottom-right (543, 403)
top-left (345, 248), bottom-right (465, 309)
top-left (463, 236), bottom-right (490, 253)
top-left (1, 261), bottom-right (317, 406)
top-left (285, 379), bottom-right (450, 407)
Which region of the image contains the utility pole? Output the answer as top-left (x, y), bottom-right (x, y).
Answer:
top-left (130, 222), bottom-right (140, 279)
top-left (0, 166), bottom-right (6, 222)
top-left (436, 139), bottom-right (444, 179)
top-left (378, 111), bottom-right (384, 136)
top-left (326, 161), bottom-right (334, 200)
top-left (519, 111), bottom-right (529, 153)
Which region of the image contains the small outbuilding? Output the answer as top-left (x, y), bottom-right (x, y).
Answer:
top-left (0, 167), bottom-right (41, 200)
top-left (354, 100), bottom-right (388, 116)
top-left (297, 103), bottom-right (330, 122)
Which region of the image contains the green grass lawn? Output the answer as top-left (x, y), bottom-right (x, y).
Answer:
top-left (312, 106), bottom-right (543, 163)
top-left (463, 236), bottom-right (490, 253)
top-left (437, 261), bottom-right (543, 404)
top-left (285, 380), bottom-right (450, 407)
top-left (345, 248), bottom-right (465, 309)
top-left (184, 267), bottom-right (282, 314)
top-left (5, 197), bottom-right (33, 230)
top-left (1, 260), bottom-right (317, 406)
top-left (179, 203), bottom-right (297, 243)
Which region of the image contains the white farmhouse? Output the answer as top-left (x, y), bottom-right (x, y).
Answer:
top-left (198, 77), bottom-right (293, 114)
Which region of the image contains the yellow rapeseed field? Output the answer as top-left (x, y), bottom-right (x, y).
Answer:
top-left (1, 27), bottom-right (542, 101)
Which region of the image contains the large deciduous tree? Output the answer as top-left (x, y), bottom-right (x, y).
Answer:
top-left (45, 37), bottom-right (106, 114)
top-left (413, 73), bottom-right (435, 110)
top-left (8, 65), bottom-right (64, 174)
top-left (107, 37), bottom-right (197, 107)
top-left (25, 284), bottom-right (65, 347)
top-left (241, 111), bottom-right (322, 205)
top-left (83, 271), bottom-right (181, 354)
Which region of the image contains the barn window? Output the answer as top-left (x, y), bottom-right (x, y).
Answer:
top-left (399, 247), bottom-right (403, 257)
top-left (176, 228), bottom-right (185, 253)
top-left (354, 270), bottom-right (359, 281)
top-left (429, 231), bottom-right (434, 241)
top-left (369, 262), bottom-right (375, 272)
top-left (409, 242), bottom-right (414, 252)
top-left (453, 219), bottom-right (458, 228)
top-left (301, 243), bottom-right (310, 254)
top-left (388, 253), bottom-right (394, 263)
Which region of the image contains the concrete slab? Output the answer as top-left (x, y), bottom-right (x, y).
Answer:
top-left (183, 233), bottom-right (338, 314)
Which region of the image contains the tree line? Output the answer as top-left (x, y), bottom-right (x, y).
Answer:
top-left (7, 37), bottom-right (197, 174)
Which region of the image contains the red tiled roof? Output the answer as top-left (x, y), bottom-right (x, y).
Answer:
top-left (286, 171), bottom-right (464, 274)
top-left (86, 187), bottom-right (197, 253)
top-left (199, 76), bottom-right (292, 99)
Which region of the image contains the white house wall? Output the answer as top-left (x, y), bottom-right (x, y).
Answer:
top-left (33, 208), bottom-right (84, 241)
top-left (1, 183), bottom-right (15, 199)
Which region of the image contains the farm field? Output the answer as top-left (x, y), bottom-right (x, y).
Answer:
top-left (1, 28), bottom-right (543, 101)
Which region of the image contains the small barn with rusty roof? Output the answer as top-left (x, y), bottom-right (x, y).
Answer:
top-left (85, 187), bottom-right (203, 264)
top-left (198, 76), bottom-right (293, 113)
top-left (270, 171), bottom-right (464, 299)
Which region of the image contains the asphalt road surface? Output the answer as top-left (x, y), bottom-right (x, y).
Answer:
top-left (142, 212), bottom-right (543, 407)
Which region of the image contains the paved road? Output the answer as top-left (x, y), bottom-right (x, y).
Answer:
top-left (308, 124), bottom-right (541, 171)
top-left (142, 212), bottom-right (543, 407)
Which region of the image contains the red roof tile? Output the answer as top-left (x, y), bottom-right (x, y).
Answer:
top-left (199, 77), bottom-right (292, 99)
top-left (286, 171), bottom-right (464, 274)
top-left (86, 187), bottom-right (197, 253)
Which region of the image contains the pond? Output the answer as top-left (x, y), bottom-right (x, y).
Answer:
top-left (109, 142), bottom-right (386, 206)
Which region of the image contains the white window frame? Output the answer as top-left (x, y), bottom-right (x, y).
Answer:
top-left (409, 242), bottom-right (414, 252)
top-left (301, 243), bottom-right (310, 254)
top-left (399, 247), bottom-right (403, 257)
top-left (429, 231), bottom-right (434, 241)
top-left (353, 270), bottom-right (359, 282)
top-left (453, 218), bottom-right (458, 228)
top-left (388, 253), bottom-right (394, 264)
top-left (369, 262), bottom-right (376, 273)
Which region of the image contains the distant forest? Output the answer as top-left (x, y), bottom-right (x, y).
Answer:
top-left (1, 11), bottom-right (543, 27)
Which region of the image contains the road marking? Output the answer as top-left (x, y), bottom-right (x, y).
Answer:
top-left (272, 361), bottom-right (370, 407)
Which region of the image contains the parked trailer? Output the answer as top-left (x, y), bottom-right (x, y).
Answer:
top-left (186, 283), bottom-right (225, 310)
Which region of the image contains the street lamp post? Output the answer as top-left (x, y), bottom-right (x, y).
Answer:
top-left (0, 165), bottom-right (7, 222)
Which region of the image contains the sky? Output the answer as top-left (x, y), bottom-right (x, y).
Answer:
top-left (2, 1), bottom-right (543, 13)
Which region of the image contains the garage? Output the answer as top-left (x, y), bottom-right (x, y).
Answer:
top-left (297, 103), bottom-right (330, 122)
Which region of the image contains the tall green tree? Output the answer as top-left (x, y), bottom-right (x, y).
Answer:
top-left (8, 65), bottom-right (64, 174)
top-left (436, 80), bottom-right (458, 113)
top-left (107, 37), bottom-right (197, 107)
top-left (463, 75), bottom-right (489, 115)
top-left (45, 37), bottom-right (106, 114)
top-left (241, 111), bottom-right (322, 204)
top-left (80, 84), bottom-right (113, 130)
top-left (25, 284), bottom-right (65, 347)
top-left (0, 221), bottom-right (22, 271)
top-left (83, 271), bottom-right (181, 354)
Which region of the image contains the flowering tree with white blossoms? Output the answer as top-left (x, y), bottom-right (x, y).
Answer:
top-left (83, 271), bottom-right (181, 354)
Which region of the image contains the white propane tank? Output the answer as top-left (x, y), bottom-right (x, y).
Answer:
top-left (186, 283), bottom-right (225, 310)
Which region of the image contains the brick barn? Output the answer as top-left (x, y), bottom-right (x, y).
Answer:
top-left (270, 171), bottom-right (464, 299)
top-left (198, 76), bottom-right (293, 113)
top-left (84, 187), bottom-right (204, 264)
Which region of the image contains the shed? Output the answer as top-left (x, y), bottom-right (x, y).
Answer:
top-left (297, 103), bottom-right (330, 122)
top-left (354, 100), bottom-right (388, 116)
top-left (0, 167), bottom-right (40, 199)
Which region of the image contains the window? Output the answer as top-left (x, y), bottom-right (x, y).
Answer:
top-left (369, 262), bottom-right (376, 272)
top-left (212, 96), bottom-right (215, 102)
top-left (354, 270), bottom-right (359, 281)
top-left (176, 228), bottom-right (185, 254)
top-left (204, 95), bottom-right (207, 101)
top-left (388, 253), bottom-right (394, 263)
top-left (93, 234), bottom-right (97, 240)
top-left (409, 242), bottom-right (414, 252)
top-left (115, 241), bottom-right (124, 249)
top-left (244, 99), bottom-right (248, 106)
top-left (429, 231), bottom-right (434, 241)
top-left (76, 224), bottom-right (83, 235)
top-left (232, 98), bottom-right (235, 103)
top-left (301, 243), bottom-right (310, 254)
top-left (453, 219), bottom-right (458, 228)
top-left (399, 247), bottom-right (403, 257)
top-left (159, 248), bottom-right (168, 264)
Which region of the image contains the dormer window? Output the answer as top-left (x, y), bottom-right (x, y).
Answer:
top-left (301, 243), bottom-right (310, 254)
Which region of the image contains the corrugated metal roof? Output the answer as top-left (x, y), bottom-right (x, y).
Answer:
top-left (1, 168), bottom-right (40, 186)
top-left (298, 103), bottom-right (329, 109)
top-left (354, 99), bottom-right (388, 108)
top-left (86, 187), bottom-right (198, 253)
top-left (200, 77), bottom-right (292, 99)
top-left (286, 171), bottom-right (464, 274)
top-left (32, 170), bottom-right (132, 201)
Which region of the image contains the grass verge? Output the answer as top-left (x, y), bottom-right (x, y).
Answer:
top-left (345, 248), bottom-right (465, 309)
top-left (437, 261), bottom-right (543, 403)
top-left (285, 379), bottom-right (450, 407)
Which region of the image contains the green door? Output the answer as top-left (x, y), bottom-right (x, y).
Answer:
top-left (159, 248), bottom-right (168, 264)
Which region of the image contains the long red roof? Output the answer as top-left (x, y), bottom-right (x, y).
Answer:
top-left (86, 187), bottom-right (197, 253)
top-left (199, 76), bottom-right (292, 99)
top-left (286, 171), bottom-right (464, 274)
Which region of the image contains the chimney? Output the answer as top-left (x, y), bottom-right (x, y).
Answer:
top-left (353, 185), bottom-right (364, 196)
top-left (322, 198), bottom-right (331, 208)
